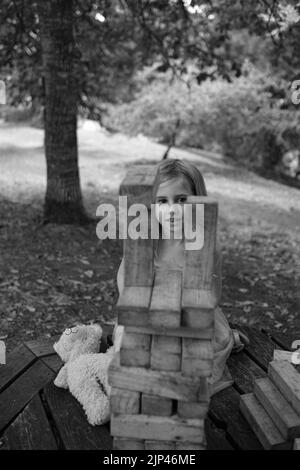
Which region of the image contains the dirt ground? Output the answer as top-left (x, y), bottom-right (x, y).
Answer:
top-left (0, 120), bottom-right (299, 352)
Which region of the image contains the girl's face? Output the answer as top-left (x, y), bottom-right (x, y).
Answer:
top-left (154, 176), bottom-right (194, 237)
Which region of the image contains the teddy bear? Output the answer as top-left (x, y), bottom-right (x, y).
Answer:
top-left (53, 323), bottom-right (123, 426)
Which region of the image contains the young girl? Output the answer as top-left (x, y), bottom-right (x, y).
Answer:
top-left (114, 158), bottom-right (247, 395)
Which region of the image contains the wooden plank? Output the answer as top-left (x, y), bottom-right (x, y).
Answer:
top-left (176, 441), bottom-right (206, 450)
top-left (120, 331), bottom-right (151, 367)
top-left (126, 324), bottom-right (214, 340)
top-left (145, 440), bottom-right (175, 450)
top-left (43, 382), bottom-right (112, 450)
top-left (113, 437), bottom-right (144, 450)
top-left (117, 287), bottom-right (152, 327)
top-left (205, 417), bottom-right (235, 450)
top-left (273, 350), bottom-right (294, 362)
top-left (41, 355), bottom-right (63, 373)
top-left (25, 335), bottom-right (59, 358)
top-left (227, 351), bottom-right (265, 394)
top-left (122, 332), bottom-right (151, 350)
top-left (0, 344), bottom-right (36, 393)
top-left (0, 359), bottom-right (54, 432)
top-left (268, 360), bottom-right (300, 415)
top-left (149, 270), bottom-right (182, 328)
top-left (183, 197), bottom-right (218, 291)
top-left (119, 164), bottom-right (156, 207)
top-left (254, 377), bottom-right (300, 440)
top-left (151, 335), bottom-right (181, 372)
top-left (240, 393), bottom-right (291, 450)
top-left (182, 289), bottom-right (218, 311)
top-left (177, 401), bottom-right (208, 419)
top-left (141, 394), bottom-right (173, 416)
top-left (111, 414), bottom-right (204, 442)
top-left (181, 305), bottom-right (214, 329)
top-left (3, 394), bottom-right (58, 450)
top-left (262, 329), bottom-right (300, 352)
top-left (182, 338), bottom-right (213, 377)
top-left (294, 438), bottom-right (300, 450)
top-left (123, 236), bottom-right (154, 288)
top-left (110, 388), bottom-right (140, 414)
top-left (108, 355), bottom-right (210, 402)
top-left (120, 349), bottom-right (150, 367)
top-left (232, 325), bottom-right (276, 371)
top-left (209, 386), bottom-right (263, 450)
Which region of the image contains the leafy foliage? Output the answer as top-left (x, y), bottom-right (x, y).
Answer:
top-left (106, 63), bottom-right (300, 169)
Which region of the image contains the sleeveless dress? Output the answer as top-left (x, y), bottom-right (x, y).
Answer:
top-left (113, 239), bottom-right (234, 396)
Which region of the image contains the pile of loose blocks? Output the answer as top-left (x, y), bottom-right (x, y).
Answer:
top-left (240, 349), bottom-right (300, 450)
top-left (108, 166), bottom-right (221, 450)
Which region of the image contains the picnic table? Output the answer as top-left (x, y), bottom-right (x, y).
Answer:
top-left (0, 324), bottom-right (297, 450)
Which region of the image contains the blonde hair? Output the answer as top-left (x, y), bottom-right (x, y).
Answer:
top-left (152, 159), bottom-right (207, 201)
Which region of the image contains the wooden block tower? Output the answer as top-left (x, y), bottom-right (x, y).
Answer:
top-left (108, 165), bottom-right (220, 450)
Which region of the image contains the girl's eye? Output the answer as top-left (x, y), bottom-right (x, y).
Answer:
top-left (157, 199), bottom-right (168, 204)
top-left (177, 197), bottom-right (187, 204)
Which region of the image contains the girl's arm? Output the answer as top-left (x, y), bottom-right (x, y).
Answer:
top-left (117, 257), bottom-right (125, 296)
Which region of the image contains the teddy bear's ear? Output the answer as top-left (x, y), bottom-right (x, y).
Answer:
top-left (54, 364), bottom-right (69, 389)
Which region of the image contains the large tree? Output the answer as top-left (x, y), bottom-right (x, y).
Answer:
top-left (37, 0), bottom-right (89, 224)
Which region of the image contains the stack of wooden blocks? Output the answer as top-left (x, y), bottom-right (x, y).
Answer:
top-left (108, 166), bottom-right (221, 450)
top-left (240, 355), bottom-right (300, 450)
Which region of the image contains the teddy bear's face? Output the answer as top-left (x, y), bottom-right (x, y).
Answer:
top-left (54, 324), bottom-right (102, 363)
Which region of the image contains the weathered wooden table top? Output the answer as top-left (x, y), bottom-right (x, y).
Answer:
top-left (0, 324), bottom-right (297, 450)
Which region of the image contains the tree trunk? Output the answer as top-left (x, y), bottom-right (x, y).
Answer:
top-left (38, 0), bottom-right (89, 224)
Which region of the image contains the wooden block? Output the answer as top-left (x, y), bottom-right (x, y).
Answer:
top-left (108, 355), bottom-right (210, 402)
top-left (117, 286), bottom-right (151, 326)
top-left (240, 393), bottom-right (291, 450)
top-left (254, 377), bottom-right (300, 440)
top-left (110, 388), bottom-right (140, 414)
top-left (126, 324), bottom-right (214, 340)
top-left (182, 358), bottom-right (213, 377)
top-left (181, 306), bottom-right (214, 330)
top-left (176, 441), bottom-right (206, 450)
top-left (151, 335), bottom-right (181, 371)
top-left (111, 414), bottom-right (204, 442)
top-left (268, 361), bottom-right (300, 415)
top-left (182, 288), bottom-right (218, 311)
top-left (120, 348), bottom-right (150, 367)
top-left (113, 437), bottom-right (144, 450)
top-left (183, 197), bottom-right (218, 291)
top-left (141, 393), bottom-right (173, 416)
top-left (120, 330), bottom-right (151, 367)
top-left (177, 401), bottom-right (209, 419)
top-left (145, 440), bottom-right (176, 450)
top-left (119, 165), bottom-right (156, 207)
top-left (123, 237), bottom-right (154, 288)
top-left (182, 338), bottom-right (214, 377)
top-left (122, 332), bottom-right (151, 350)
top-left (294, 438), bottom-right (300, 450)
top-left (273, 350), bottom-right (294, 362)
top-left (149, 270), bottom-right (182, 328)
